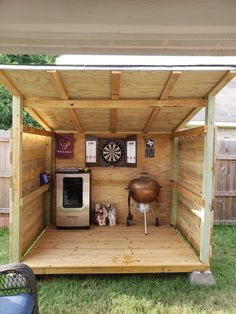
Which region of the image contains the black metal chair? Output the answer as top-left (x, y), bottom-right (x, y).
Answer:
top-left (0, 263), bottom-right (39, 314)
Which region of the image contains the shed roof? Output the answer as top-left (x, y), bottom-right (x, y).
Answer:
top-left (0, 65), bottom-right (236, 133)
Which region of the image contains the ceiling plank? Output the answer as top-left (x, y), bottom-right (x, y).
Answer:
top-left (24, 98), bottom-right (205, 109)
top-left (143, 108), bottom-right (161, 133)
top-left (0, 70), bottom-right (23, 96)
top-left (68, 109), bottom-right (83, 132)
top-left (160, 71), bottom-right (182, 99)
top-left (206, 70), bottom-right (236, 96)
top-left (174, 107), bottom-right (202, 132)
top-left (47, 70), bottom-right (69, 100)
top-left (25, 108), bottom-right (52, 131)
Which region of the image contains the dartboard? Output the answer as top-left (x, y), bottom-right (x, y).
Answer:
top-left (101, 140), bottom-right (124, 165)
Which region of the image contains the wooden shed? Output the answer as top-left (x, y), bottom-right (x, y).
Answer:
top-left (0, 64), bottom-right (236, 275)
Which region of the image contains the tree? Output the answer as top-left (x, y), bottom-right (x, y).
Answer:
top-left (0, 54), bottom-right (57, 130)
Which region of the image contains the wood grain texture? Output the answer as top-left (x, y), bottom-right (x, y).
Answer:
top-left (21, 132), bottom-right (49, 254)
top-left (21, 194), bottom-right (45, 255)
top-left (22, 225), bottom-right (208, 274)
top-left (176, 132), bottom-right (205, 254)
top-left (22, 133), bottom-right (48, 196)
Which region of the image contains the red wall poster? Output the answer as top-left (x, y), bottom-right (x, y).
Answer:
top-left (55, 134), bottom-right (74, 159)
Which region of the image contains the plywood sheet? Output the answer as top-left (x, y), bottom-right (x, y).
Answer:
top-left (171, 71), bottom-right (225, 98)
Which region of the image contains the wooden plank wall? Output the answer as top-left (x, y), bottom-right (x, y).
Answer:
top-left (0, 130), bottom-right (11, 227)
top-left (214, 127), bottom-right (236, 224)
top-left (21, 133), bottom-right (48, 255)
top-left (55, 133), bottom-right (172, 225)
top-left (176, 134), bottom-right (204, 253)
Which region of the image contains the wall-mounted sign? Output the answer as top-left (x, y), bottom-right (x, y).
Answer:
top-left (55, 134), bottom-right (74, 159)
top-left (86, 140), bottom-right (97, 163)
top-left (145, 138), bottom-right (155, 158)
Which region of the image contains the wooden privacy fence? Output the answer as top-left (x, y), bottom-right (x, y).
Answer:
top-left (214, 127), bottom-right (236, 224)
top-left (0, 130), bottom-right (11, 227)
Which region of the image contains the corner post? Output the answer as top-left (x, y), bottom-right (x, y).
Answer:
top-left (10, 96), bottom-right (23, 262)
top-left (171, 136), bottom-right (179, 226)
top-left (200, 96), bottom-right (215, 264)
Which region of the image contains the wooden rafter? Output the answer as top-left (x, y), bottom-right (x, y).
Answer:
top-left (110, 71), bottom-right (121, 133)
top-left (68, 108), bottom-right (83, 132)
top-left (111, 71), bottom-right (121, 100)
top-left (25, 108), bottom-right (52, 131)
top-left (174, 126), bottom-right (208, 138)
top-left (143, 71), bottom-right (181, 133)
top-left (47, 70), bottom-right (69, 100)
top-left (143, 108), bottom-right (161, 133)
top-left (23, 125), bottom-right (53, 137)
top-left (206, 70), bottom-right (236, 96)
top-left (174, 107), bottom-right (203, 132)
top-left (24, 98), bottom-right (205, 109)
top-left (48, 70), bottom-right (83, 132)
top-left (0, 70), bottom-right (22, 96)
top-left (160, 71), bottom-right (182, 99)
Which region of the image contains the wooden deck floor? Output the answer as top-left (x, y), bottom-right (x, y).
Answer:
top-left (22, 225), bottom-right (209, 274)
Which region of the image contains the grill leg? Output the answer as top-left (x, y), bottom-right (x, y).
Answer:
top-left (144, 207), bottom-right (148, 235)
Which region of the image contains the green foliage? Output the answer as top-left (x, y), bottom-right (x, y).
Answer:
top-left (0, 54), bottom-right (56, 65)
top-left (1, 226), bottom-right (236, 313)
top-left (0, 54), bottom-right (57, 130)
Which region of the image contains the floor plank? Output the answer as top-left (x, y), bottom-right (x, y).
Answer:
top-left (22, 225), bottom-right (209, 274)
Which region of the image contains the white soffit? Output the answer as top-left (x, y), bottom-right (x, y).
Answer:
top-left (0, 0), bottom-right (236, 55)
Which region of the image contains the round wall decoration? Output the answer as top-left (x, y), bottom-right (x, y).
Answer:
top-left (101, 140), bottom-right (124, 165)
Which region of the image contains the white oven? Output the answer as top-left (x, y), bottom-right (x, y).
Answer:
top-left (56, 171), bottom-right (90, 228)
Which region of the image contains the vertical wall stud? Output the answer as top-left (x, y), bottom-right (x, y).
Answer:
top-left (200, 96), bottom-right (215, 264)
top-left (10, 96), bottom-right (23, 262)
top-left (171, 137), bottom-right (179, 226)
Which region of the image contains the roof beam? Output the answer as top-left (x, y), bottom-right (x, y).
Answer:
top-left (143, 71), bottom-right (182, 133)
top-left (48, 70), bottom-right (84, 132)
top-left (68, 109), bottom-right (83, 132)
top-left (23, 125), bottom-right (53, 137)
top-left (143, 108), bottom-right (161, 133)
top-left (206, 70), bottom-right (236, 96)
top-left (160, 71), bottom-right (182, 99)
top-left (24, 98), bottom-right (205, 109)
top-left (25, 108), bottom-right (52, 131)
top-left (174, 107), bottom-right (203, 132)
top-left (0, 70), bottom-right (23, 96)
top-left (111, 71), bottom-right (121, 100)
top-left (110, 71), bottom-right (121, 133)
top-left (47, 70), bottom-right (69, 100)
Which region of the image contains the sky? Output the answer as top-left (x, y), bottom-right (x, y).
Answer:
top-left (57, 55), bottom-right (236, 66)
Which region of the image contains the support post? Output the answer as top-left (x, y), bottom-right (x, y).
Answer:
top-left (200, 96), bottom-right (215, 264)
top-left (171, 137), bottom-right (179, 226)
top-left (10, 96), bottom-right (23, 262)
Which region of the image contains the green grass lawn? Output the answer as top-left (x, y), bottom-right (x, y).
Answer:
top-left (1, 226), bottom-right (236, 314)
